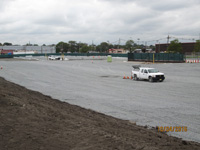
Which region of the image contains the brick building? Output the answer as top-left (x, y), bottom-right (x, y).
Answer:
top-left (155, 42), bottom-right (196, 54)
top-left (0, 50), bottom-right (13, 55)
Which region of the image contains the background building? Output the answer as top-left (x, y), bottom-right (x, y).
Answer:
top-left (1, 46), bottom-right (56, 54)
top-left (155, 42), bottom-right (195, 54)
top-left (108, 49), bottom-right (128, 53)
top-left (0, 50), bottom-right (13, 55)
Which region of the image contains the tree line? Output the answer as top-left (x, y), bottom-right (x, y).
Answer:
top-left (0, 40), bottom-right (154, 53)
top-left (1, 39), bottom-right (199, 53)
top-left (55, 40), bottom-right (155, 53)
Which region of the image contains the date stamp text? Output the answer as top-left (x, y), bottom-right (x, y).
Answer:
top-left (157, 126), bottom-right (187, 132)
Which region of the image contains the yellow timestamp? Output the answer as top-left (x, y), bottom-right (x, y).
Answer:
top-left (157, 126), bottom-right (187, 132)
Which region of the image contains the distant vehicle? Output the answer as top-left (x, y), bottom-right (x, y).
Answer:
top-left (48, 55), bottom-right (61, 60)
top-left (131, 65), bottom-right (165, 82)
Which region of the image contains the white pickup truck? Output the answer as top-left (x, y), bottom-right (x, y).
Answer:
top-left (48, 55), bottom-right (61, 60)
top-left (131, 65), bottom-right (165, 82)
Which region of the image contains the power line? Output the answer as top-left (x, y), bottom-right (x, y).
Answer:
top-left (107, 35), bottom-right (198, 46)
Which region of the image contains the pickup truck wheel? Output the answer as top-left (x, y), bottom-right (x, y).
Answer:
top-left (149, 77), bottom-right (153, 82)
top-left (134, 75), bottom-right (138, 81)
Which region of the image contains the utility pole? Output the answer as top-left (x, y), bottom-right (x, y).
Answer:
top-left (167, 35), bottom-right (170, 44)
top-left (92, 40), bottom-right (94, 52)
top-left (167, 35), bottom-right (170, 51)
top-left (118, 38), bottom-right (120, 49)
top-left (159, 42), bottom-right (161, 53)
top-left (41, 46), bottom-right (43, 54)
top-left (145, 41), bottom-right (147, 49)
top-left (23, 45), bottom-right (26, 54)
top-left (137, 38), bottom-right (140, 48)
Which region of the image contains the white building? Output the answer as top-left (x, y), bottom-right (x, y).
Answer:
top-left (1, 45), bottom-right (56, 54)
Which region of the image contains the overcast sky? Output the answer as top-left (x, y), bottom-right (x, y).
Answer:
top-left (0, 0), bottom-right (200, 45)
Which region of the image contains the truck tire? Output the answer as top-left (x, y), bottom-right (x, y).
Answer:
top-left (134, 75), bottom-right (138, 81)
top-left (149, 77), bottom-right (153, 82)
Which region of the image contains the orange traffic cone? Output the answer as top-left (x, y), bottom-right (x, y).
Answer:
top-left (127, 76), bottom-right (129, 79)
top-left (0, 66), bottom-right (2, 70)
top-left (123, 76), bottom-right (126, 79)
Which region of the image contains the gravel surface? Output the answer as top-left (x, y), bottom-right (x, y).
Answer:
top-left (0, 56), bottom-right (200, 143)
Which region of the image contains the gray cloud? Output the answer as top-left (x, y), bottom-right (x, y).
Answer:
top-left (0, 0), bottom-right (199, 45)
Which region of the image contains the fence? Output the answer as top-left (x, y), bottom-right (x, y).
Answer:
top-left (1, 52), bottom-right (186, 63)
top-left (12, 53), bottom-right (128, 57)
top-left (0, 55), bottom-right (13, 58)
top-left (185, 52), bottom-right (200, 59)
top-left (128, 53), bottom-right (185, 63)
top-left (185, 52), bottom-right (200, 63)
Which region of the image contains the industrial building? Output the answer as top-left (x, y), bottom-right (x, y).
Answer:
top-left (155, 42), bottom-right (196, 54)
top-left (1, 45), bottom-right (56, 54)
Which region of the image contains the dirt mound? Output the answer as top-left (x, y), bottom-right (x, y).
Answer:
top-left (0, 77), bottom-right (200, 150)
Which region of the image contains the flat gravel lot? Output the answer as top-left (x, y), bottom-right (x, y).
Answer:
top-left (1, 56), bottom-right (200, 143)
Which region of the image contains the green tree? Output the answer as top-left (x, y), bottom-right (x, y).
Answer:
top-left (77, 42), bottom-right (82, 52)
top-left (194, 40), bottom-right (200, 53)
top-left (96, 45), bottom-right (101, 52)
top-left (167, 39), bottom-right (182, 53)
top-left (142, 47), bottom-right (146, 53)
top-left (56, 42), bottom-right (69, 53)
top-left (89, 44), bottom-right (96, 52)
top-left (149, 45), bottom-right (155, 51)
top-left (108, 44), bottom-right (113, 49)
top-left (99, 42), bottom-right (109, 52)
top-left (125, 40), bottom-right (134, 52)
top-left (77, 42), bottom-right (90, 52)
top-left (3, 42), bottom-right (12, 46)
top-left (80, 45), bottom-right (89, 53)
top-left (68, 41), bottom-right (77, 53)
top-left (26, 43), bottom-right (32, 46)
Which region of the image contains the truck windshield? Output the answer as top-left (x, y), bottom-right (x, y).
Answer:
top-left (148, 69), bottom-right (159, 73)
